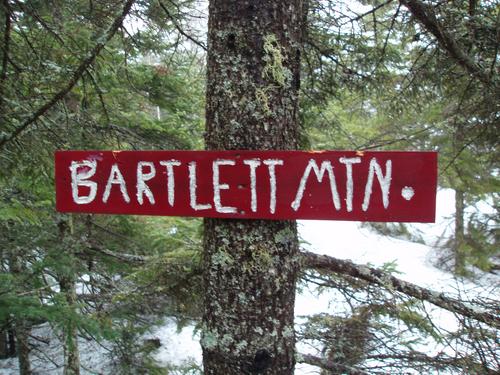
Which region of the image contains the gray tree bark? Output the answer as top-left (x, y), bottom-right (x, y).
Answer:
top-left (60, 275), bottom-right (80, 375)
top-left (202, 1), bottom-right (302, 374)
top-left (7, 330), bottom-right (15, 357)
top-left (15, 323), bottom-right (31, 375)
top-left (454, 188), bottom-right (466, 274)
top-left (8, 252), bottom-right (31, 375)
top-left (58, 219), bottom-right (80, 375)
top-left (0, 330), bottom-right (6, 359)
top-left (452, 125), bottom-right (466, 275)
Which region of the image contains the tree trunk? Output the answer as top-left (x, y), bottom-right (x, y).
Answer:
top-left (60, 275), bottom-right (80, 375)
top-left (454, 188), bottom-right (466, 274)
top-left (452, 124), bottom-right (466, 275)
top-left (0, 330), bottom-right (7, 359)
top-left (15, 323), bottom-right (31, 375)
top-left (8, 251), bottom-right (31, 374)
top-left (7, 330), bottom-right (15, 357)
top-left (202, 1), bottom-right (302, 374)
top-left (0, 329), bottom-right (16, 359)
top-left (58, 219), bottom-right (81, 375)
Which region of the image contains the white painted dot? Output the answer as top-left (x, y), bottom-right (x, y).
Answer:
top-left (401, 186), bottom-right (415, 201)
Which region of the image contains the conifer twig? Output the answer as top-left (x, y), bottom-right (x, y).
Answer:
top-left (0, 0), bottom-right (136, 149)
top-left (400, 0), bottom-right (493, 87)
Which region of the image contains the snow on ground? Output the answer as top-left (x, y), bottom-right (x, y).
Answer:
top-left (151, 189), bottom-right (499, 375)
top-left (2, 189), bottom-right (497, 374)
top-left (0, 323), bottom-right (114, 374)
top-left (294, 189), bottom-right (460, 374)
top-left (147, 320), bottom-right (202, 370)
top-left (154, 189), bottom-right (499, 374)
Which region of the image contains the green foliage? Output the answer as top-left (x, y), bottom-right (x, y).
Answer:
top-left (302, 0), bottom-right (499, 274)
top-left (0, 0), bottom-right (498, 373)
top-left (0, 0), bottom-right (205, 371)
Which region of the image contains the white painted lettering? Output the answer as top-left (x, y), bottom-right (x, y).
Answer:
top-left (213, 159), bottom-right (237, 213)
top-left (70, 160), bottom-right (97, 204)
top-left (362, 158), bottom-right (392, 211)
top-left (339, 157), bottom-right (361, 212)
top-left (103, 163), bottom-right (130, 203)
top-left (401, 186), bottom-right (415, 201)
top-left (159, 160), bottom-right (181, 207)
top-left (263, 159), bottom-right (283, 214)
top-left (243, 159), bottom-right (261, 212)
top-left (136, 161), bottom-right (156, 205)
top-left (188, 161), bottom-right (212, 211)
top-left (291, 159), bottom-right (341, 211)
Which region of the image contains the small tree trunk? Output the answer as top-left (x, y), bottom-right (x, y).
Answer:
top-left (203, 1), bottom-right (302, 374)
top-left (7, 329), bottom-right (16, 357)
top-left (0, 329), bottom-right (15, 358)
top-left (58, 218), bottom-right (81, 375)
top-left (0, 330), bottom-right (7, 359)
top-left (15, 323), bottom-right (31, 375)
top-left (452, 123), bottom-right (466, 275)
top-left (8, 251), bottom-right (31, 374)
top-left (60, 275), bottom-right (80, 375)
top-left (454, 188), bottom-right (466, 274)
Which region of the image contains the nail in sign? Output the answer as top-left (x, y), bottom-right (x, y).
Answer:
top-left (55, 150), bottom-right (437, 222)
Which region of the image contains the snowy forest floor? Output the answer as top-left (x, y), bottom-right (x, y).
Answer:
top-left (1, 189), bottom-right (498, 374)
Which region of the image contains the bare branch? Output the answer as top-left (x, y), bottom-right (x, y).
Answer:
top-left (158, 0), bottom-right (207, 51)
top-left (367, 352), bottom-right (497, 374)
top-left (351, 0), bottom-right (394, 22)
top-left (85, 243), bottom-right (147, 264)
top-left (304, 39), bottom-right (369, 79)
top-left (0, 0), bottom-right (136, 149)
top-left (298, 353), bottom-right (371, 375)
top-left (374, 3), bottom-right (401, 73)
top-left (301, 250), bottom-right (500, 329)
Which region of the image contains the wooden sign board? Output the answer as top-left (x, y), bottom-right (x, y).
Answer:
top-left (55, 150), bottom-right (437, 222)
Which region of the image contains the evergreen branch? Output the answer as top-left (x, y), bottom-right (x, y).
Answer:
top-left (305, 39), bottom-right (369, 79)
top-left (301, 251), bottom-right (500, 329)
top-left (400, 0), bottom-right (493, 88)
top-left (0, 0), bottom-right (136, 149)
top-left (368, 352), bottom-right (498, 374)
top-left (158, 0), bottom-right (207, 51)
top-left (351, 0), bottom-right (394, 22)
top-left (298, 353), bottom-right (371, 375)
top-left (441, 122), bottom-right (489, 174)
top-left (85, 68), bottom-right (111, 124)
top-left (15, 283), bottom-right (59, 297)
top-left (14, 0), bottom-right (67, 48)
top-left (374, 3), bottom-right (401, 74)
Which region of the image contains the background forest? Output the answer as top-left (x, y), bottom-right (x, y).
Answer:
top-left (0, 0), bottom-right (498, 374)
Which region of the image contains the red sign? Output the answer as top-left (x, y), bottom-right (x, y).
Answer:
top-left (55, 150), bottom-right (437, 222)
